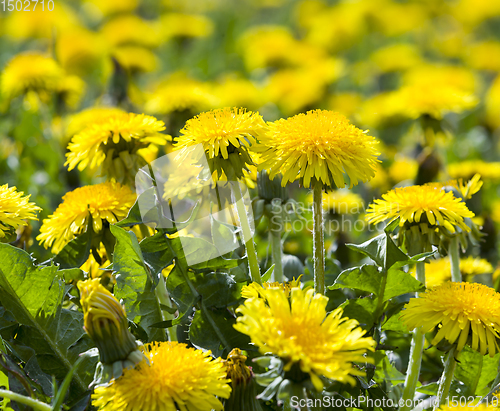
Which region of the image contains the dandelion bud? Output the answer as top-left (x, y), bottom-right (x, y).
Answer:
top-left (78, 279), bottom-right (144, 381)
top-left (223, 349), bottom-right (263, 411)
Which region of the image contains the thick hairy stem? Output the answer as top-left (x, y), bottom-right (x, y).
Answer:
top-left (449, 236), bottom-right (462, 282)
top-left (0, 390), bottom-right (51, 411)
top-left (232, 182), bottom-right (261, 284)
top-left (270, 200), bottom-right (283, 282)
top-left (400, 261), bottom-right (426, 411)
top-left (312, 181), bottom-right (325, 294)
top-left (434, 347), bottom-right (457, 410)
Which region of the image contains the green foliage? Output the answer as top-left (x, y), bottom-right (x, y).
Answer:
top-left (0, 243), bottom-right (96, 398)
top-left (111, 225), bottom-right (166, 342)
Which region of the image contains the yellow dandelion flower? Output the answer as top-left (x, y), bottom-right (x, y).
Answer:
top-left (160, 13), bottom-right (214, 39)
top-left (366, 185), bottom-right (474, 234)
top-left (1, 52), bottom-right (63, 104)
top-left (448, 161), bottom-right (500, 182)
top-left (63, 107), bottom-right (127, 141)
top-left (174, 107), bottom-right (266, 181)
top-left (0, 184), bottom-right (41, 238)
top-left (80, 245), bottom-right (111, 280)
top-left (92, 342), bottom-right (231, 411)
top-left (400, 282), bottom-right (500, 357)
top-left (65, 113), bottom-right (168, 183)
top-left (143, 73), bottom-right (218, 115)
top-left (78, 279), bottom-right (138, 364)
top-left (241, 276), bottom-right (303, 299)
top-left (37, 182), bottom-right (136, 254)
top-left (426, 174), bottom-right (483, 201)
top-left (257, 110), bottom-right (380, 189)
top-left (235, 287), bottom-right (375, 390)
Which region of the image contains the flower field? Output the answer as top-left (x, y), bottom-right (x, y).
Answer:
top-left (2, 0), bottom-right (500, 410)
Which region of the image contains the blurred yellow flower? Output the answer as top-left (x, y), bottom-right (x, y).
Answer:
top-left (85, 0), bottom-right (138, 17)
top-left (410, 256), bottom-right (493, 287)
top-left (306, 190), bottom-right (364, 214)
top-left (388, 156), bottom-right (418, 184)
top-left (238, 26), bottom-right (299, 70)
top-left (92, 342), bottom-right (231, 411)
top-left (235, 287), bottom-right (375, 390)
top-left (144, 73), bottom-right (218, 115)
top-left (1, 53), bottom-right (63, 104)
top-left (266, 58), bottom-right (345, 115)
top-left (327, 92), bottom-right (363, 120)
top-left (112, 46), bottom-right (158, 73)
top-left (448, 161), bottom-right (500, 182)
top-left (37, 182), bottom-right (136, 254)
top-left (304, 2), bottom-right (369, 52)
top-left (401, 282), bottom-right (500, 357)
top-left (57, 75), bottom-right (86, 109)
top-left (257, 110), bottom-right (380, 189)
top-left (486, 75), bottom-right (500, 130)
top-left (65, 113), bottom-right (168, 183)
top-left (159, 13), bottom-right (214, 39)
top-left (464, 41), bottom-right (500, 72)
top-left (392, 84), bottom-right (478, 120)
top-left (212, 75), bottom-right (264, 110)
top-left (369, 1), bottom-right (428, 37)
top-left (402, 64), bottom-right (477, 93)
top-left (370, 44), bottom-right (422, 73)
top-left (451, 0), bottom-right (500, 26)
top-left (56, 28), bottom-right (106, 76)
top-left (100, 15), bottom-right (160, 48)
top-left (3, 5), bottom-right (81, 39)
top-left (0, 185), bottom-right (41, 238)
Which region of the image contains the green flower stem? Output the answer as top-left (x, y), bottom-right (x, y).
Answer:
top-left (449, 236), bottom-right (462, 282)
top-left (154, 275), bottom-right (177, 341)
top-left (312, 181), bottom-right (325, 294)
top-left (231, 182), bottom-right (262, 285)
top-left (400, 261), bottom-right (426, 411)
top-left (0, 389), bottom-right (51, 411)
top-left (434, 347), bottom-right (457, 410)
top-left (270, 200), bottom-right (283, 282)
